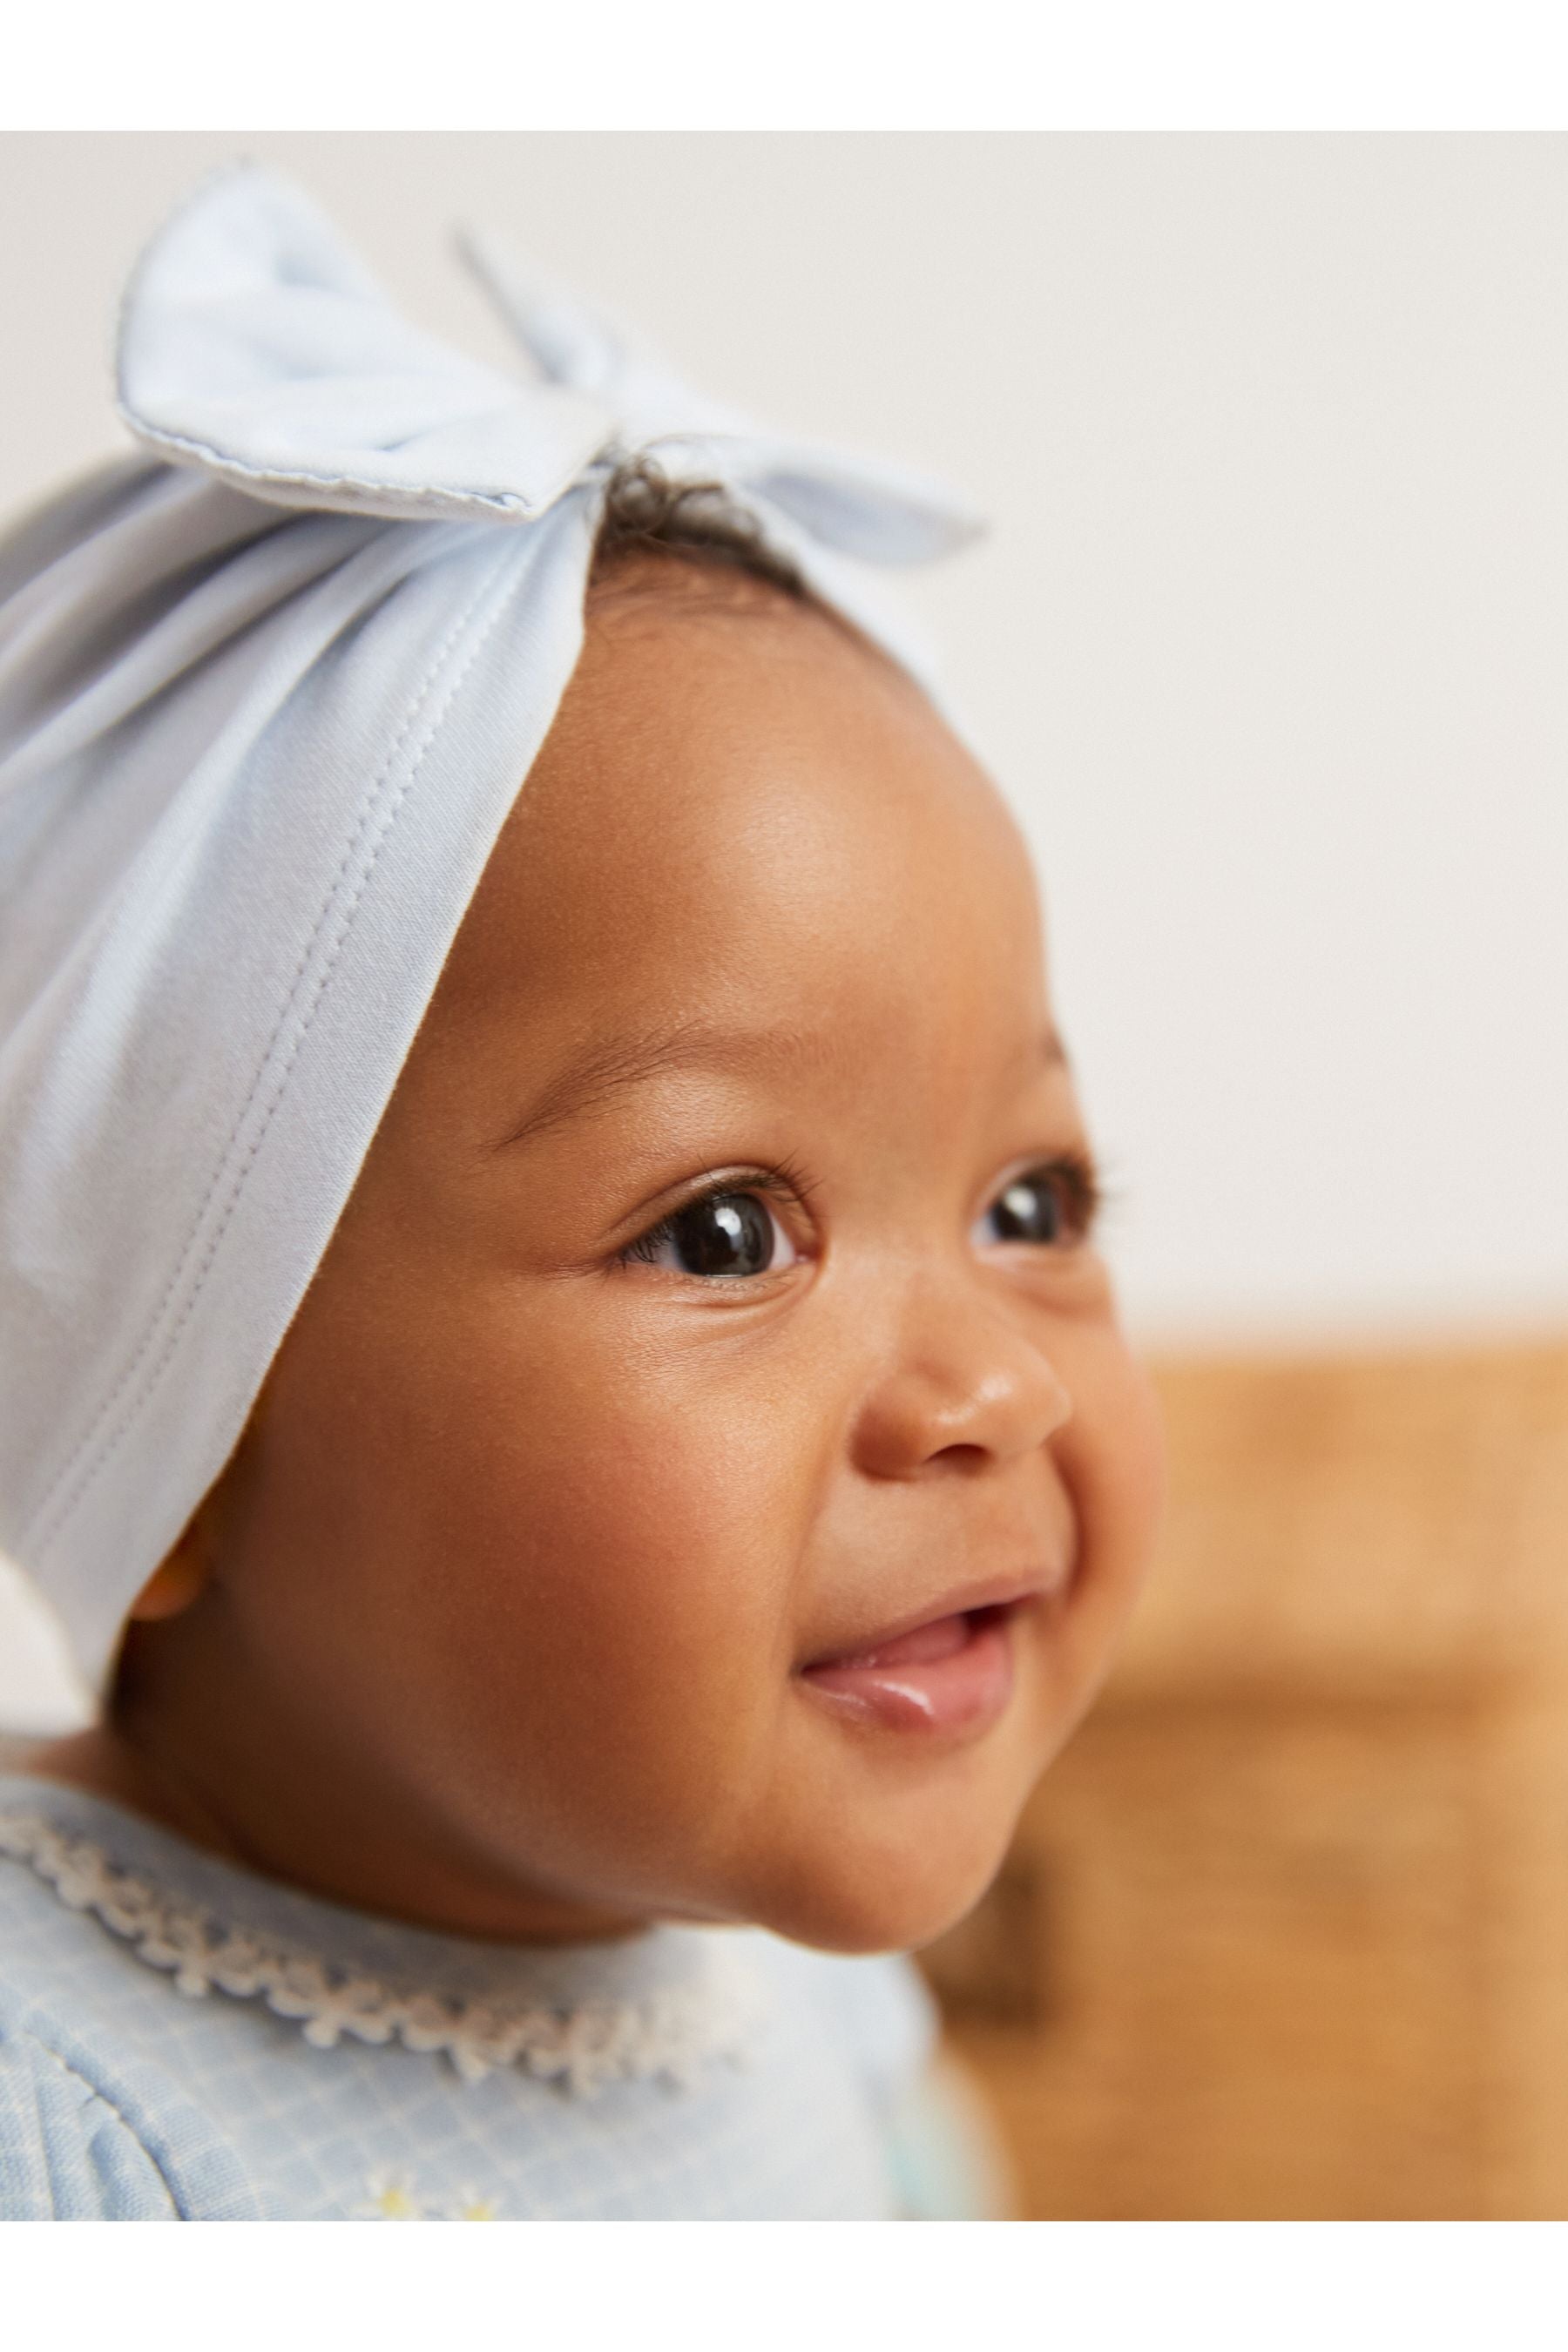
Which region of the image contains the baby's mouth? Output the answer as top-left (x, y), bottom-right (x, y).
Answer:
top-left (798, 1592), bottom-right (1036, 1738)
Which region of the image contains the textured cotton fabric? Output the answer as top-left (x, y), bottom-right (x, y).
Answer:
top-left (0, 163), bottom-right (979, 1687)
top-left (0, 1774), bottom-right (953, 2221)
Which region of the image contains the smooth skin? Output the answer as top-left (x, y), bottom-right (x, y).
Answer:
top-left (31, 556), bottom-right (1165, 1955)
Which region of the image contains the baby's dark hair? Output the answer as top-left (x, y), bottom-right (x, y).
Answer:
top-left (589, 456), bottom-right (806, 604)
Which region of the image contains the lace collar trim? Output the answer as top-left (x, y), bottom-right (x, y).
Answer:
top-left (0, 1808), bottom-right (760, 2095)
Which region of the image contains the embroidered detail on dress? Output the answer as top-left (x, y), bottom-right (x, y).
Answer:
top-left (0, 1810), bottom-right (759, 2095)
top-left (353, 2166), bottom-right (502, 2221)
top-left (355, 2167), bottom-right (425, 2221)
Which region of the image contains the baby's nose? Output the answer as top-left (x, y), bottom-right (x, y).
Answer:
top-left (850, 1291), bottom-right (1073, 1480)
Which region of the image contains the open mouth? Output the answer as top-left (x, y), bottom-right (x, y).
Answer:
top-left (798, 1598), bottom-right (1027, 1737)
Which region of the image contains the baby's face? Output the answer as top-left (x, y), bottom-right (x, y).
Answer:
top-left (143, 563), bottom-right (1163, 1951)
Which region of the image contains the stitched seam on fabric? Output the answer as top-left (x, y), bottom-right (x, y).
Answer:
top-left (11, 2024), bottom-right (186, 2218)
top-left (30, 553), bottom-right (517, 1553)
top-left (27, 551), bottom-right (521, 1562)
top-left (116, 409), bottom-right (551, 517)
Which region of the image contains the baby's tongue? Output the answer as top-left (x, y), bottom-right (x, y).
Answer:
top-left (817, 1611), bottom-right (971, 1673)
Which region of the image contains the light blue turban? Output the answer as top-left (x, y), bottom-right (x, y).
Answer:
top-left (0, 163), bottom-right (980, 1691)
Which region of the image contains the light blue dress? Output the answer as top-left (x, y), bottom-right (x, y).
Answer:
top-left (0, 1774), bottom-right (963, 2221)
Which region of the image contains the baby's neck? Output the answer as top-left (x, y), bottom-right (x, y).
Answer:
top-left (15, 1725), bottom-right (654, 1947)
top-left (21, 1726), bottom-right (247, 1859)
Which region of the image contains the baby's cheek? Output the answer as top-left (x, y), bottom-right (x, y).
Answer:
top-left (1050, 1334), bottom-right (1166, 1660)
top-left (440, 1340), bottom-right (813, 1758)
top-left (274, 1255), bottom-right (828, 1851)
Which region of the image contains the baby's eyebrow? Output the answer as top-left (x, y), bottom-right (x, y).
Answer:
top-left (492, 1017), bottom-right (1069, 1154)
top-left (492, 1017), bottom-right (817, 1153)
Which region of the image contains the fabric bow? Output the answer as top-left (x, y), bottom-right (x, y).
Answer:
top-left (118, 162), bottom-right (982, 564)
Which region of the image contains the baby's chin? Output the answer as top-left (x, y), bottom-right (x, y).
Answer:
top-left (706, 1705), bottom-right (1053, 1956)
top-left (728, 1801), bottom-right (1028, 1957)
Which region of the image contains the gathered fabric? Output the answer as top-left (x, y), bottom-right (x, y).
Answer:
top-left (0, 162), bottom-right (980, 1688)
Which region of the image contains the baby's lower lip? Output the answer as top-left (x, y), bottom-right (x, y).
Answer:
top-left (798, 1603), bottom-right (1020, 1737)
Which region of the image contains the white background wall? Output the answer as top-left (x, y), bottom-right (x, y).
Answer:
top-left (3, 133), bottom-right (1566, 1726)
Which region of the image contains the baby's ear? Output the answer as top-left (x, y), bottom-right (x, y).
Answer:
top-left (127, 1523), bottom-right (212, 1623)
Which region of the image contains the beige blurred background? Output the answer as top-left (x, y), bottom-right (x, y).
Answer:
top-left (1, 133), bottom-right (1566, 2214)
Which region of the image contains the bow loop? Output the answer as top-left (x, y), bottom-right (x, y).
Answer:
top-left (459, 224), bottom-right (985, 565)
top-left (456, 226), bottom-right (760, 442)
top-left (118, 165), bottom-right (615, 524)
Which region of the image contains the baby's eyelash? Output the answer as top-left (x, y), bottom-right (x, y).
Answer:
top-left (1044, 1147), bottom-right (1105, 1237)
top-left (977, 1146), bottom-right (1108, 1251)
top-left (616, 1158), bottom-right (819, 1268)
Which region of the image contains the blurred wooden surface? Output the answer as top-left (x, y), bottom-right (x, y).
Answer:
top-left (919, 1339), bottom-right (1568, 2219)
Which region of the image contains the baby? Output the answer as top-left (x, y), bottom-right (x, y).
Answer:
top-left (0, 166), bottom-right (1163, 2220)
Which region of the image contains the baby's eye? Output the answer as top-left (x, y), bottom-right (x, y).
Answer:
top-left (971, 1158), bottom-right (1098, 1251)
top-left (621, 1188), bottom-right (800, 1281)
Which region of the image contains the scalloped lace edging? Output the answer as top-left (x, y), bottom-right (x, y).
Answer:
top-left (0, 1808), bottom-right (760, 2094)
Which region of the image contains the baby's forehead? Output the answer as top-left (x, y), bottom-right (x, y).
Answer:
top-left (406, 588), bottom-right (1044, 1138)
top-left (443, 582), bottom-right (1015, 1009)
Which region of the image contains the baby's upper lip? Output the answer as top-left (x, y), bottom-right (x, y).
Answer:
top-left (798, 1568), bottom-right (1065, 1673)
